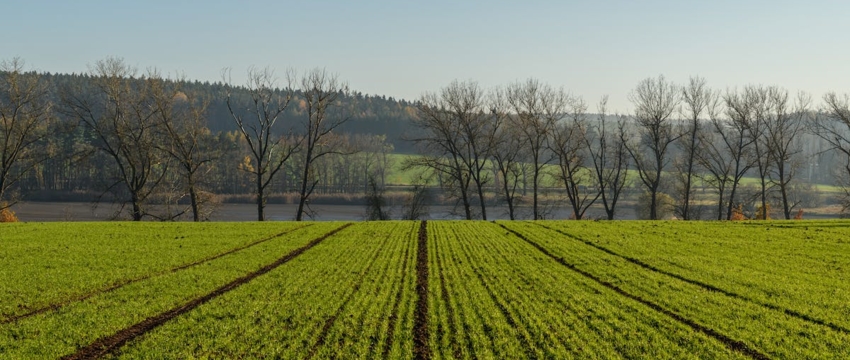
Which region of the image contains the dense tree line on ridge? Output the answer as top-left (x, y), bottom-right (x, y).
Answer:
top-left (2, 57), bottom-right (850, 221)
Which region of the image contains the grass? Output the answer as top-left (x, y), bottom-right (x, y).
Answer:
top-left (1, 220), bottom-right (849, 358)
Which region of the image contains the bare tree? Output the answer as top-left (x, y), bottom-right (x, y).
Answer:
top-left (149, 73), bottom-right (219, 221)
top-left (354, 134), bottom-right (394, 193)
top-left (364, 174), bottom-right (390, 220)
top-left (551, 96), bottom-right (599, 219)
top-left (506, 79), bottom-right (566, 219)
top-left (490, 88), bottom-right (524, 220)
top-left (764, 88), bottom-right (809, 219)
top-left (811, 92), bottom-right (850, 210)
top-left (61, 57), bottom-right (168, 221)
top-left (0, 58), bottom-right (53, 211)
top-left (584, 96), bottom-right (630, 220)
top-left (747, 86), bottom-right (774, 219)
top-left (675, 76), bottom-right (717, 220)
top-left (295, 69), bottom-right (353, 221)
top-left (708, 88), bottom-right (759, 220)
top-left (625, 75), bottom-right (681, 220)
top-left (224, 66), bottom-right (296, 221)
top-left (407, 93), bottom-right (472, 219)
top-left (407, 80), bottom-right (497, 220)
top-left (446, 80), bottom-right (497, 220)
top-left (400, 179), bottom-right (430, 220)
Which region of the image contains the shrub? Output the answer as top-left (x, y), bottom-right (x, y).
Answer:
top-left (635, 191), bottom-right (675, 220)
top-left (730, 204), bottom-right (747, 221)
top-left (0, 205), bottom-right (18, 223)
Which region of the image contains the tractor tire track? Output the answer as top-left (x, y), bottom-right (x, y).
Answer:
top-left (2, 224), bottom-right (311, 325)
top-left (534, 222), bottom-right (850, 335)
top-left (59, 223), bottom-right (351, 360)
top-left (500, 223), bottom-right (770, 360)
top-left (305, 224), bottom-right (395, 360)
top-left (413, 220), bottom-right (431, 360)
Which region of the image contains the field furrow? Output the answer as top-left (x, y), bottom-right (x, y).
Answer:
top-left (537, 220), bottom-right (850, 331)
top-left (429, 221), bottom-right (745, 359)
top-left (0, 223), bottom-right (346, 358)
top-left (0, 222), bottom-right (310, 319)
top-left (501, 221), bottom-right (850, 358)
top-left (2, 219), bottom-right (848, 358)
top-left (110, 221), bottom-right (418, 359)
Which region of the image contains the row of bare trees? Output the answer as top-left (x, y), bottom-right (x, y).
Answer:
top-left (2, 57), bottom-right (355, 221)
top-left (409, 75), bottom-right (850, 220)
top-left (408, 79), bottom-right (631, 220)
top-left (5, 56), bottom-right (850, 221)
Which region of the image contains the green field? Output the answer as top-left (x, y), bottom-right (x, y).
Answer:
top-left (1, 220), bottom-right (849, 358)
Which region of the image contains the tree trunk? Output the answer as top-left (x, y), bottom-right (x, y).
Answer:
top-left (649, 189), bottom-right (658, 220)
top-left (476, 181), bottom-right (487, 221)
top-left (256, 172), bottom-right (265, 221)
top-left (131, 193), bottom-right (142, 221)
top-left (759, 178), bottom-right (768, 220)
top-left (716, 187), bottom-right (725, 221)
top-left (189, 185), bottom-right (200, 222)
top-left (726, 184), bottom-right (738, 220)
top-left (296, 148), bottom-right (313, 222)
top-left (532, 171), bottom-right (540, 220)
top-left (682, 169), bottom-right (693, 220)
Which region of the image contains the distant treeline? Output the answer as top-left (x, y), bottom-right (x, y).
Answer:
top-left (2, 58), bottom-right (850, 222)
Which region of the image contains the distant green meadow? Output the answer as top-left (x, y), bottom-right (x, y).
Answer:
top-left (1, 220), bottom-right (849, 358)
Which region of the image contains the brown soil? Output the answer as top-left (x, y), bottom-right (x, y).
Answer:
top-left (60, 223), bottom-right (352, 360)
top-left (499, 223), bottom-right (770, 360)
top-left (1, 225), bottom-right (310, 325)
top-left (413, 220), bottom-right (431, 360)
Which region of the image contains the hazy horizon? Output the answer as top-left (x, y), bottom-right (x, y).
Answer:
top-left (4, 0), bottom-right (849, 112)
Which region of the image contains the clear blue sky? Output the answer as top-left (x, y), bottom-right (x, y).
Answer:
top-left (3, 0), bottom-right (848, 112)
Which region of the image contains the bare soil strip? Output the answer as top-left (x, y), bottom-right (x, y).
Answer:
top-left (2, 224), bottom-right (311, 325)
top-left (59, 223), bottom-right (352, 360)
top-left (381, 231), bottom-right (413, 359)
top-left (500, 223), bottom-right (770, 360)
top-left (535, 222), bottom-right (850, 335)
top-left (305, 226), bottom-right (394, 360)
top-left (413, 220), bottom-right (431, 360)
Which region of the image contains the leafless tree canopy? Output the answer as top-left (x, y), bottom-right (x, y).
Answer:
top-left (406, 80), bottom-right (499, 220)
top-left (813, 92), bottom-right (850, 210)
top-left (295, 68), bottom-right (353, 221)
top-left (626, 75), bottom-right (681, 220)
top-left (224, 66), bottom-right (296, 221)
top-left (674, 76), bottom-right (718, 220)
top-left (550, 96), bottom-right (599, 219)
top-left (506, 79), bottom-right (567, 220)
top-left (585, 96), bottom-right (630, 220)
top-left (61, 57), bottom-right (169, 221)
top-left (149, 73), bottom-right (218, 221)
top-left (0, 58), bottom-right (53, 211)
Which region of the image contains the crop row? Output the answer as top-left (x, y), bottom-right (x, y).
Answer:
top-left (0, 222), bottom-right (311, 319)
top-left (501, 221), bottom-right (850, 358)
top-left (0, 223), bottom-right (347, 358)
top-left (536, 220), bottom-right (850, 330)
top-left (428, 221), bottom-right (743, 359)
top-left (109, 221), bottom-right (419, 359)
top-left (2, 220), bottom-right (848, 359)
